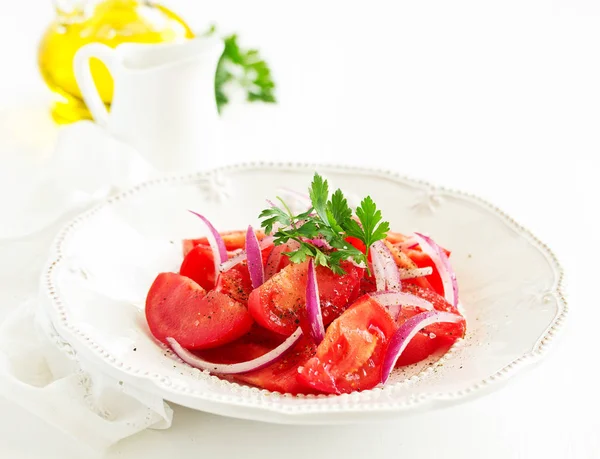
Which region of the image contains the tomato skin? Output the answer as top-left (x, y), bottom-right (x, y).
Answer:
top-left (145, 272), bottom-right (253, 350)
top-left (384, 233), bottom-right (451, 296)
top-left (393, 284), bottom-right (466, 367)
top-left (297, 295), bottom-right (397, 394)
top-left (180, 232), bottom-right (273, 292)
top-left (403, 248), bottom-right (444, 295)
top-left (215, 264), bottom-right (253, 305)
top-left (386, 231), bottom-right (410, 245)
top-left (233, 335), bottom-right (317, 394)
top-left (345, 236), bottom-right (366, 254)
top-left (196, 327), bottom-right (317, 395)
top-left (384, 241), bottom-right (435, 292)
top-left (247, 261), bottom-right (364, 336)
top-left (195, 324), bottom-right (287, 363)
top-left (182, 230), bottom-right (266, 256)
top-left (180, 244), bottom-right (216, 290)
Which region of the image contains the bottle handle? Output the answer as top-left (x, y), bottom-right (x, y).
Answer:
top-left (73, 43), bottom-right (117, 127)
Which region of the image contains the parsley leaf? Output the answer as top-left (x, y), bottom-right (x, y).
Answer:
top-left (308, 173), bottom-right (330, 225)
top-left (258, 207), bottom-right (290, 235)
top-left (259, 173), bottom-right (389, 275)
top-left (326, 188), bottom-right (352, 232)
top-left (208, 27), bottom-right (277, 113)
top-left (344, 196), bottom-right (390, 256)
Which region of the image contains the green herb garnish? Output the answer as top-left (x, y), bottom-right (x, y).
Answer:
top-left (259, 173), bottom-right (390, 275)
top-left (206, 26), bottom-right (276, 113)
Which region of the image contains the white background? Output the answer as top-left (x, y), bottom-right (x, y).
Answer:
top-left (0, 0), bottom-right (599, 457)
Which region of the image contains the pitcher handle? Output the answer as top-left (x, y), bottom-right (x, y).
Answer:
top-left (73, 43), bottom-right (117, 127)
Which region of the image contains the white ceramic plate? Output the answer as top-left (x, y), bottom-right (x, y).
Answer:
top-left (42, 163), bottom-right (567, 424)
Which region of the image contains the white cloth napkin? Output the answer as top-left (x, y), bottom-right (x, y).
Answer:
top-left (0, 121), bottom-right (173, 452)
top-left (0, 298), bottom-right (173, 452)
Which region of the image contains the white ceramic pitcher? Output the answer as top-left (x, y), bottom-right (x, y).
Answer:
top-left (74, 37), bottom-right (224, 173)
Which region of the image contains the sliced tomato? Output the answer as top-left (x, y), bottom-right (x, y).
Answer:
top-left (234, 335), bottom-right (317, 394)
top-left (181, 234), bottom-right (273, 291)
top-left (196, 326), bottom-right (317, 395)
top-left (195, 324), bottom-right (287, 363)
top-left (180, 244), bottom-right (216, 290)
top-left (145, 272), bottom-right (253, 350)
top-left (247, 260), bottom-right (364, 336)
top-left (385, 241), bottom-right (435, 292)
top-left (384, 232), bottom-right (452, 296)
top-left (215, 263), bottom-right (253, 304)
top-left (297, 295), bottom-right (397, 394)
top-left (345, 236), bottom-right (366, 254)
top-left (385, 231), bottom-right (411, 245)
top-left (182, 230), bottom-right (266, 257)
top-left (264, 243), bottom-right (292, 279)
top-left (393, 283), bottom-right (466, 367)
top-left (402, 248), bottom-right (444, 295)
top-left (358, 272), bottom-right (378, 296)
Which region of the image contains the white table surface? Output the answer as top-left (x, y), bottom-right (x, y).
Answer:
top-left (1, 0), bottom-right (599, 457)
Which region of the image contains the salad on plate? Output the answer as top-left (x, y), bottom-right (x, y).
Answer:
top-left (145, 173), bottom-right (466, 395)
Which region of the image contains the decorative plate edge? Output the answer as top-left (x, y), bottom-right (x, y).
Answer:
top-left (41, 161), bottom-right (568, 415)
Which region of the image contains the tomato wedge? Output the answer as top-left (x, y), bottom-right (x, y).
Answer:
top-left (214, 263), bottom-right (253, 305)
top-left (179, 244), bottom-right (217, 290)
top-left (247, 260), bottom-right (363, 336)
top-left (385, 241), bottom-right (435, 291)
top-left (393, 283), bottom-right (466, 366)
top-left (297, 295), bottom-right (397, 394)
top-left (182, 230), bottom-right (265, 256)
top-left (196, 326), bottom-right (317, 394)
top-left (180, 233), bottom-right (273, 291)
top-left (145, 272), bottom-right (253, 350)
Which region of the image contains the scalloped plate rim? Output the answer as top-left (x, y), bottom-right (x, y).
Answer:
top-left (40, 161), bottom-right (568, 421)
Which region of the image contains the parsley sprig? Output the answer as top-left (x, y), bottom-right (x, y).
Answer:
top-left (259, 173), bottom-right (390, 275)
top-left (206, 26), bottom-right (276, 113)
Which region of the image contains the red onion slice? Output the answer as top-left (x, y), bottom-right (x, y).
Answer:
top-left (306, 258), bottom-right (325, 344)
top-left (219, 235), bottom-right (275, 273)
top-left (381, 311), bottom-right (463, 383)
top-left (245, 225), bottom-right (264, 288)
top-left (399, 267), bottom-right (433, 279)
top-left (370, 241), bottom-right (401, 291)
top-left (413, 233), bottom-right (458, 307)
top-left (370, 291), bottom-right (434, 319)
top-left (167, 327), bottom-right (303, 375)
top-left (188, 211), bottom-right (228, 273)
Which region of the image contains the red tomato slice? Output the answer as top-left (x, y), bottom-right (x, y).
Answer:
top-left (180, 244), bottom-right (216, 290)
top-left (247, 260), bottom-right (364, 336)
top-left (145, 272), bottom-right (253, 350)
top-left (180, 236), bottom-right (273, 291)
top-left (297, 295), bottom-right (397, 394)
top-left (345, 236), bottom-right (366, 254)
top-left (393, 283), bottom-right (466, 367)
top-left (358, 272), bottom-right (378, 296)
top-left (215, 263), bottom-right (253, 305)
top-left (385, 231), bottom-right (411, 245)
top-left (403, 248), bottom-right (445, 295)
top-left (196, 326), bottom-right (317, 395)
top-left (384, 233), bottom-right (451, 296)
top-left (196, 324), bottom-right (287, 363)
top-left (182, 230), bottom-right (266, 256)
top-left (385, 241), bottom-right (435, 292)
top-left (233, 335), bottom-right (317, 395)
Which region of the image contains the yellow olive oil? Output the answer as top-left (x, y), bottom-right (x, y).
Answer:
top-left (38, 0), bottom-right (194, 123)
